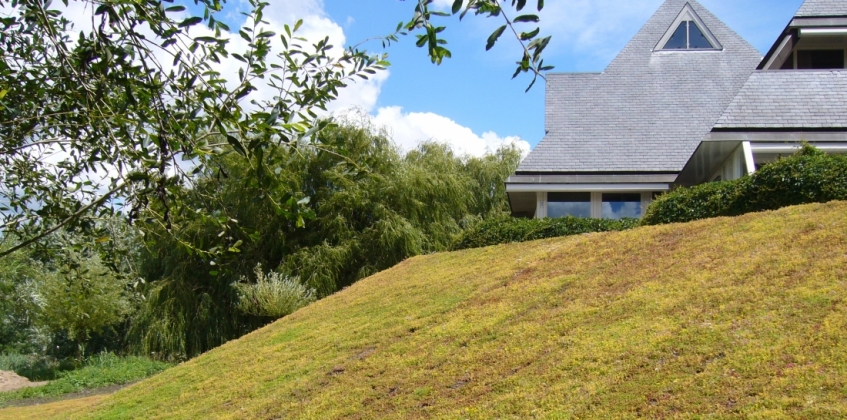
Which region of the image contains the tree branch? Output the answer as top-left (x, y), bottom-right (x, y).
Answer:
top-left (0, 182), bottom-right (126, 258)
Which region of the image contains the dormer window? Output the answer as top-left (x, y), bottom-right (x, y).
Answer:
top-left (665, 21), bottom-right (714, 49)
top-left (656, 3), bottom-right (723, 51)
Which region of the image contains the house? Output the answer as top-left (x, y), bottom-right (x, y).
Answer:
top-left (506, 0), bottom-right (847, 219)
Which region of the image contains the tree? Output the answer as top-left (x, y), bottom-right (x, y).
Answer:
top-left (0, 0), bottom-right (549, 258)
top-left (128, 121), bottom-right (522, 358)
top-left (0, 0), bottom-right (387, 259)
top-left (36, 250), bottom-right (133, 358)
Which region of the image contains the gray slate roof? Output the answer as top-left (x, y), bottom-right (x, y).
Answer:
top-left (796, 0), bottom-right (847, 17)
top-left (715, 70), bottom-right (847, 129)
top-left (517, 0), bottom-right (762, 173)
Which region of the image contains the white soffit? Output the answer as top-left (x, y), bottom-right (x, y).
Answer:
top-left (506, 184), bottom-right (671, 193)
top-left (800, 27), bottom-right (847, 36)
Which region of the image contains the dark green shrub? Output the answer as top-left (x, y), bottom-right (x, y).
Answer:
top-left (643, 145), bottom-right (847, 225)
top-left (452, 216), bottom-right (639, 250)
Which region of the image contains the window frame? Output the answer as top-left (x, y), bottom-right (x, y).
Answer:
top-left (654, 4), bottom-right (723, 52)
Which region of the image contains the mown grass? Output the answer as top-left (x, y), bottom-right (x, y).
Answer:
top-left (4, 201), bottom-right (847, 419)
top-left (0, 353), bottom-right (171, 407)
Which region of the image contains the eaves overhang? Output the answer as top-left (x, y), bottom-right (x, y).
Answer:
top-left (506, 174), bottom-right (679, 184)
top-left (506, 184), bottom-right (673, 193)
top-left (677, 131), bottom-right (847, 186)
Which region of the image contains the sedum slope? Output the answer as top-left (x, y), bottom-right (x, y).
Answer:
top-left (4, 201), bottom-right (847, 419)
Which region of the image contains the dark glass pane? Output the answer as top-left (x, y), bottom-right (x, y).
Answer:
top-left (548, 192), bottom-right (591, 218)
top-left (663, 22), bottom-right (688, 49)
top-left (601, 193), bottom-right (642, 220)
top-left (797, 50), bottom-right (845, 69)
top-left (688, 22), bottom-right (714, 49)
top-left (780, 52), bottom-right (795, 69)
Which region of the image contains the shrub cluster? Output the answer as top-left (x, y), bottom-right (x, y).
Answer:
top-left (642, 145), bottom-right (847, 225)
top-left (452, 216), bottom-right (639, 250)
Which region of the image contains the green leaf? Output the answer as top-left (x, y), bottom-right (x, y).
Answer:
top-left (165, 5), bottom-right (186, 12)
top-left (516, 0), bottom-right (527, 11)
top-left (0, 89), bottom-right (7, 101)
top-left (513, 14), bottom-right (540, 23)
top-left (538, 0), bottom-right (544, 10)
top-left (452, 0), bottom-right (463, 14)
top-left (227, 135), bottom-right (247, 156)
top-left (486, 25), bottom-right (507, 51)
top-left (294, 19), bottom-right (303, 32)
top-left (179, 17), bottom-right (203, 28)
top-left (520, 27), bottom-right (540, 40)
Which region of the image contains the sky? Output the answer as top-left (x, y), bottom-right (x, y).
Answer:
top-left (18, 0), bottom-right (809, 157)
top-left (222, 0), bottom-right (805, 157)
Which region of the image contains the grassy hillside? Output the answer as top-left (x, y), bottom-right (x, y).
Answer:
top-left (4, 202), bottom-right (847, 419)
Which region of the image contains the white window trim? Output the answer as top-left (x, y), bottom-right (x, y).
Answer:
top-left (654, 3), bottom-right (723, 51)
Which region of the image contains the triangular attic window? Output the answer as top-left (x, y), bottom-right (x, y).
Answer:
top-left (656, 3), bottom-right (722, 51)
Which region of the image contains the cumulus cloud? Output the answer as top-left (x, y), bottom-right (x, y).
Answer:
top-left (371, 106), bottom-right (530, 158)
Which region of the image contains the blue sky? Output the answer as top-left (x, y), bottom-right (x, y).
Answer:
top-left (199, 0), bottom-right (807, 155)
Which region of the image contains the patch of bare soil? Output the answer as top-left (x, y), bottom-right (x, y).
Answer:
top-left (0, 371), bottom-right (47, 393)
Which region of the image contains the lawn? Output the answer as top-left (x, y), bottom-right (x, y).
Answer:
top-left (3, 201), bottom-right (847, 419)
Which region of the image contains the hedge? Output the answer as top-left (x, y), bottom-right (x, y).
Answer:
top-left (642, 145), bottom-right (847, 225)
top-left (452, 216), bottom-right (639, 251)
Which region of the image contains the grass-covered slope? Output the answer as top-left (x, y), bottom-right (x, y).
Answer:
top-left (5, 202), bottom-right (847, 419)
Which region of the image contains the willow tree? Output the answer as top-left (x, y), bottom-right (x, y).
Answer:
top-left (130, 121), bottom-right (522, 358)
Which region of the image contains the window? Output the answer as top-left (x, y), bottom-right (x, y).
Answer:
top-left (601, 193), bottom-right (642, 220)
top-left (780, 52), bottom-right (795, 70)
top-left (663, 21), bottom-right (715, 50)
top-left (655, 5), bottom-right (721, 51)
top-left (548, 192), bottom-right (591, 218)
top-left (797, 50), bottom-right (845, 69)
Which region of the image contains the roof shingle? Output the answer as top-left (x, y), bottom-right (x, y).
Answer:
top-left (796, 0), bottom-right (847, 17)
top-left (715, 70), bottom-right (847, 129)
top-left (518, 0), bottom-right (762, 173)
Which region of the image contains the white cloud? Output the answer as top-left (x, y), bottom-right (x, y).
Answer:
top-left (371, 106), bottom-right (530, 158)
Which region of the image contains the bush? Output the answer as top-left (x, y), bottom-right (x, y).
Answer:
top-left (232, 265), bottom-right (317, 319)
top-left (452, 216), bottom-right (639, 250)
top-left (643, 145), bottom-right (847, 225)
top-left (0, 354), bottom-right (74, 381)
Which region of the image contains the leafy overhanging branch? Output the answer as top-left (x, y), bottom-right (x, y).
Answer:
top-left (390, 0), bottom-right (553, 91)
top-left (0, 0), bottom-right (388, 259)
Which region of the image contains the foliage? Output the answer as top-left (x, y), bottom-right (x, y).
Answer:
top-left (12, 201), bottom-right (847, 419)
top-left (399, 0), bottom-right (553, 90)
top-left (0, 0), bottom-right (387, 258)
top-left (0, 354), bottom-right (75, 382)
top-left (0, 0), bottom-right (549, 261)
top-left (233, 264), bottom-right (316, 319)
top-left (0, 353), bottom-right (171, 406)
top-left (35, 251), bottom-right (134, 357)
top-left (128, 121), bottom-right (522, 359)
top-left (642, 145), bottom-right (847, 225)
top-left (0, 244), bottom-right (43, 355)
top-left (452, 215), bottom-right (639, 250)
